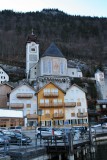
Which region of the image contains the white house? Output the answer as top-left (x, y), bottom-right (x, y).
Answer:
top-left (9, 83), bottom-right (37, 127)
top-left (64, 84), bottom-right (88, 126)
top-left (67, 67), bottom-right (83, 78)
top-left (95, 69), bottom-right (107, 99)
top-left (0, 67), bottom-right (9, 84)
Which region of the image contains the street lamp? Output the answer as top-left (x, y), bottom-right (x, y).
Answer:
top-left (37, 109), bottom-right (42, 145)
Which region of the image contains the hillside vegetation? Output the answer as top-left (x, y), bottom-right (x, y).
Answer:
top-left (0, 9), bottom-right (107, 67)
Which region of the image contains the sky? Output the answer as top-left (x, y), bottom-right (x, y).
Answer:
top-left (0, 0), bottom-right (107, 18)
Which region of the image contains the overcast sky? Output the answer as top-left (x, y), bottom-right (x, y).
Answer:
top-left (0, 0), bottom-right (107, 17)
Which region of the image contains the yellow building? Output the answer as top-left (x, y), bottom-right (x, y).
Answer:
top-left (37, 82), bottom-right (65, 127)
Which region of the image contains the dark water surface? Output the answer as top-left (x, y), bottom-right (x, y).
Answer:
top-left (50, 143), bottom-right (107, 160)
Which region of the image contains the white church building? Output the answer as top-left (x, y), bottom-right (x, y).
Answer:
top-left (26, 32), bottom-right (83, 91)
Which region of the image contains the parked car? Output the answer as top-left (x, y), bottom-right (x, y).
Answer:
top-left (8, 126), bottom-right (22, 132)
top-left (2, 131), bottom-right (32, 145)
top-left (36, 127), bottom-right (63, 138)
top-left (0, 131), bottom-right (11, 144)
top-left (87, 127), bottom-right (95, 133)
top-left (0, 136), bottom-right (6, 146)
top-left (102, 123), bottom-right (107, 129)
top-left (72, 126), bottom-right (86, 133)
top-left (36, 127), bottom-right (52, 138)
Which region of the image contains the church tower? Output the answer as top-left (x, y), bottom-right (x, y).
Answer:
top-left (26, 30), bottom-right (39, 80)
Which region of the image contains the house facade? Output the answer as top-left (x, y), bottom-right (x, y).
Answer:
top-left (0, 109), bottom-right (23, 127)
top-left (9, 83), bottom-right (37, 127)
top-left (64, 84), bottom-right (88, 126)
top-left (0, 83), bottom-right (13, 108)
top-left (0, 67), bottom-right (9, 84)
top-left (37, 82), bottom-right (65, 127)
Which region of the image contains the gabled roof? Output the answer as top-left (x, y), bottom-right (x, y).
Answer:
top-left (0, 82), bottom-right (14, 89)
top-left (41, 42), bottom-right (65, 58)
top-left (67, 83), bottom-right (87, 93)
top-left (37, 81), bottom-right (66, 94)
top-left (11, 83), bottom-right (36, 93)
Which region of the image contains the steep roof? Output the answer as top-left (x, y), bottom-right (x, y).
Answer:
top-left (37, 81), bottom-right (66, 94)
top-left (27, 30), bottom-right (38, 43)
top-left (41, 42), bottom-right (65, 58)
top-left (11, 83), bottom-right (36, 93)
top-left (67, 83), bottom-right (87, 93)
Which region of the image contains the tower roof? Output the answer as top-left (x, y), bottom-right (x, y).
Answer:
top-left (42, 42), bottom-right (65, 58)
top-left (27, 30), bottom-right (38, 43)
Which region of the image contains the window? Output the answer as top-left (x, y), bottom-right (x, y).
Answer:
top-left (53, 99), bottom-right (57, 104)
top-left (27, 110), bottom-right (30, 114)
top-left (58, 99), bottom-right (62, 103)
top-left (78, 109), bottom-right (81, 113)
top-left (71, 113), bottom-right (75, 117)
top-left (59, 120), bottom-right (64, 125)
top-left (45, 110), bottom-right (50, 114)
top-left (26, 104), bottom-right (31, 108)
top-left (54, 120), bottom-right (58, 126)
top-left (45, 99), bottom-right (49, 104)
top-left (40, 99), bottom-right (44, 104)
top-left (31, 48), bottom-right (35, 52)
top-left (60, 62), bottom-right (64, 74)
top-left (77, 102), bottom-right (81, 106)
top-left (59, 109), bottom-right (63, 114)
top-left (82, 108), bottom-right (85, 113)
top-left (72, 72), bottom-right (74, 75)
top-left (48, 61), bottom-right (51, 74)
top-left (45, 121), bottom-right (51, 127)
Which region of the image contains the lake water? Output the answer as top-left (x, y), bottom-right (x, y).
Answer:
top-left (49, 143), bottom-right (107, 160)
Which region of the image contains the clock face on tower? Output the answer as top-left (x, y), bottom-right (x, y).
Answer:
top-left (29, 46), bottom-right (37, 53)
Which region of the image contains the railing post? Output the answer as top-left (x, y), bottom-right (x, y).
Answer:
top-left (68, 132), bottom-right (74, 160)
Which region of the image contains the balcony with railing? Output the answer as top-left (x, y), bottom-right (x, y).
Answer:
top-left (53, 113), bottom-right (64, 118)
top-left (27, 114), bottom-right (38, 119)
top-left (17, 93), bottom-right (33, 98)
top-left (45, 114), bottom-right (50, 118)
top-left (77, 112), bottom-right (88, 117)
top-left (39, 102), bottom-right (64, 107)
top-left (10, 103), bottom-right (24, 109)
top-left (43, 92), bottom-right (58, 97)
top-left (64, 102), bottom-right (76, 107)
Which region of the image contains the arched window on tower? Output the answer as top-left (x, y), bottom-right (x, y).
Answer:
top-left (48, 61), bottom-right (51, 74)
top-left (60, 62), bottom-right (64, 74)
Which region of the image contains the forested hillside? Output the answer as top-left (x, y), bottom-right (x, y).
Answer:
top-left (0, 9), bottom-right (107, 67)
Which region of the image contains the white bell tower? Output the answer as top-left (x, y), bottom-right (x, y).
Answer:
top-left (26, 30), bottom-right (39, 80)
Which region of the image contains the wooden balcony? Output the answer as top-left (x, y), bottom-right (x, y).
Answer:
top-left (77, 112), bottom-right (88, 117)
top-left (64, 102), bottom-right (76, 107)
top-left (53, 113), bottom-right (64, 118)
top-left (45, 114), bottom-right (50, 118)
top-left (39, 102), bottom-right (64, 107)
top-left (10, 103), bottom-right (24, 109)
top-left (17, 93), bottom-right (33, 98)
top-left (39, 103), bottom-right (50, 107)
top-left (27, 114), bottom-right (38, 119)
top-left (44, 92), bottom-right (58, 97)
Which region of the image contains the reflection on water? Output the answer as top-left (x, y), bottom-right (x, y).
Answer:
top-left (50, 144), bottom-right (107, 160)
top-left (96, 143), bottom-right (107, 160)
